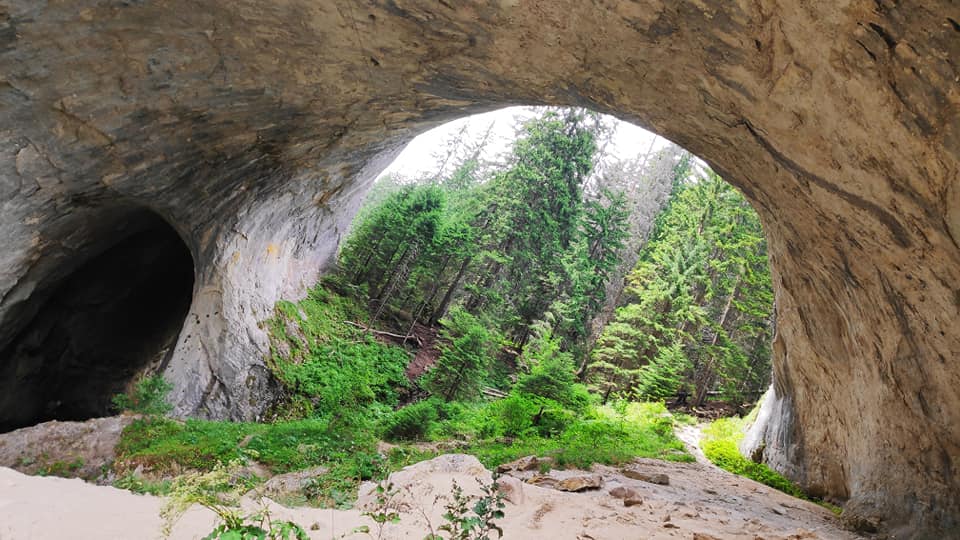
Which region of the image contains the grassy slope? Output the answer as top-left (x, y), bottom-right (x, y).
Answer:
top-left (114, 283), bottom-right (693, 506)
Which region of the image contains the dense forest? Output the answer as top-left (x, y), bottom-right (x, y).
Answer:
top-left (331, 109), bottom-right (773, 407)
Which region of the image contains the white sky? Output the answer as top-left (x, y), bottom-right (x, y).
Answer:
top-left (378, 106), bottom-right (672, 181)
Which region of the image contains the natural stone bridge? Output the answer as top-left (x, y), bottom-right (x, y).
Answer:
top-left (0, 1), bottom-right (956, 536)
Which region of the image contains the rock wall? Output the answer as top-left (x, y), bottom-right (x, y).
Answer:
top-left (0, 1), bottom-right (956, 536)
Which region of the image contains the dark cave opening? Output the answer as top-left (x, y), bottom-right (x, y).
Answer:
top-left (0, 212), bottom-right (194, 432)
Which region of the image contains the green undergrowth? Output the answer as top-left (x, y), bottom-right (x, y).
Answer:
top-left (116, 417), bottom-right (374, 474)
top-left (116, 282), bottom-right (696, 508)
top-left (265, 282), bottom-right (410, 421)
top-left (381, 397), bottom-right (693, 469)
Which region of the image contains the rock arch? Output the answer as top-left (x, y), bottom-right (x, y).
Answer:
top-left (0, 1), bottom-right (956, 535)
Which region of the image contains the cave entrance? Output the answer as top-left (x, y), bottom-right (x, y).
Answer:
top-left (0, 210), bottom-right (194, 432)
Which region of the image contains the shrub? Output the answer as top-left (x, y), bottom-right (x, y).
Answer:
top-left (380, 399), bottom-right (441, 441)
top-left (266, 285), bottom-right (409, 422)
top-left (515, 324), bottom-right (591, 411)
top-left (422, 309), bottom-right (499, 401)
top-left (112, 374), bottom-right (173, 416)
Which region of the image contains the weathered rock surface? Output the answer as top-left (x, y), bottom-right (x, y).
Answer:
top-left (0, 1), bottom-right (957, 536)
top-left (622, 467), bottom-right (670, 486)
top-left (251, 465), bottom-right (328, 502)
top-left (526, 470), bottom-right (604, 492)
top-left (0, 415), bottom-right (136, 482)
top-left (495, 455), bottom-right (544, 473)
top-left (556, 473), bottom-right (604, 493)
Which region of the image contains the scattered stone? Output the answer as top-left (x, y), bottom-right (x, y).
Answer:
top-left (843, 515), bottom-right (881, 534)
top-left (663, 523), bottom-right (679, 529)
top-left (608, 486), bottom-right (640, 500)
top-left (526, 474), bottom-right (557, 489)
top-left (496, 455), bottom-right (540, 473)
top-left (622, 467), bottom-right (670, 485)
top-left (556, 473), bottom-right (603, 492)
top-left (624, 496), bottom-right (644, 507)
top-left (257, 465), bottom-right (328, 499)
top-left (693, 534), bottom-right (721, 540)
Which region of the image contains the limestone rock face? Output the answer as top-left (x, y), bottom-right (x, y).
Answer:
top-left (0, 1), bottom-right (957, 536)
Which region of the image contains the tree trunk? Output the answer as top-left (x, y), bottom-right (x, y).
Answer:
top-left (430, 254), bottom-right (472, 325)
top-left (692, 276), bottom-right (740, 407)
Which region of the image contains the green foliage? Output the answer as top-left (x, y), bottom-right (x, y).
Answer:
top-left (115, 416), bottom-right (372, 475)
top-left (515, 325), bottom-right (590, 411)
top-left (436, 400), bottom-right (691, 470)
top-left (160, 462), bottom-right (308, 540)
top-left (114, 472), bottom-right (172, 496)
top-left (437, 476), bottom-right (506, 540)
top-left (422, 309), bottom-right (499, 401)
top-left (359, 481), bottom-right (402, 539)
top-left (266, 284), bottom-right (409, 425)
top-left (700, 417), bottom-right (804, 498)
top-left (336, 109), bottom-right (623, 362)
top-left (36, 457), bottom-right (84, 477)
top-left (380, 399), bottom-right (442, 441)
top-left (112, 374), bottom-right (174, 416)
top-left (590, 170), bottom-right (774, 405)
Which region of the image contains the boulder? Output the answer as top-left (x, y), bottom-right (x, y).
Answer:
top-left (622, 468), bottom-right (670, 486)
top-left (256, 466), bottom-right (329, 500)
top-left (556, 473), bottom-right (603, 493)
top-left (496, 455), bottom-right (542, 473)
top-left (609, 486), bottom-right (641, 500)
top-left (0, 415), bottom-right (136, 482)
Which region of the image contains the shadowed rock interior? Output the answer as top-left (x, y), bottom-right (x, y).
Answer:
top-left (0, 210), bottom-right (193, 432)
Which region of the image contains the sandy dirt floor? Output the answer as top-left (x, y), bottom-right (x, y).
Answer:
top-left (0, 452), bottom-right (863, 540)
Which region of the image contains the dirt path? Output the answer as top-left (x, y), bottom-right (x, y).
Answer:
top-left (675, 422), bottom-right (712, 466)
top-left (0, 453), bottom-right (863, 540)
top-left (404, 324), bottom-right (439, 380)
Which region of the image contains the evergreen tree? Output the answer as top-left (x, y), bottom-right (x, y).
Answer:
top-left (589, 170), bottom-right (773, 405)
top-left (421, 309), bottom-right (499, 401)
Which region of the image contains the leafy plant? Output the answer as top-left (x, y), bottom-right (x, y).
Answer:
top-left (114, 472), bottom-right (172, 496)
top-left (437, 475), bottom-right (505, 540)
top-left (112, 374), bottom-right (174, 416)
top-left (160, 461), bottom-right (308, 540)
top-left (421, 309), bottom-right (498, 402)
top-left (359, 481), bottom-right (402, 539)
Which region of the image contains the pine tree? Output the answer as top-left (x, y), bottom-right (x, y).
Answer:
top-left (421, 309), bottom-right (499, 401)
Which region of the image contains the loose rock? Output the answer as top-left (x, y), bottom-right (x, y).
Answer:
top-left (622, 467), bottom-right (670, 485)
top-left (556, 473), bottom-right (603, 492)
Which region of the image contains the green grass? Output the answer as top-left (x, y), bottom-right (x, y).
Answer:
top-left (117, 283), bottom-right (698, 509)
top-left (463, 402), bottom-right (693, 469)
top-left (115, 416), bottom-right (374, 475)
top-left (114, 473), bottom-right (173, 496)
top-left (378, 398), bottom-right (693, 470)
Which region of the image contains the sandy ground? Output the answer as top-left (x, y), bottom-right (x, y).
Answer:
top-left (0, 452), bottom-right (863, 540)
